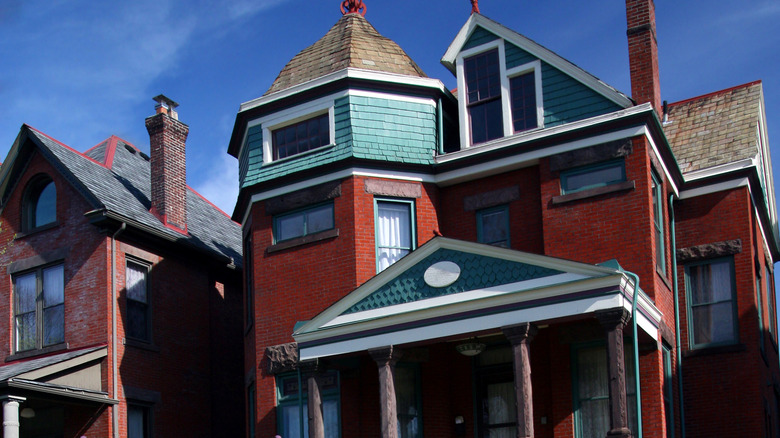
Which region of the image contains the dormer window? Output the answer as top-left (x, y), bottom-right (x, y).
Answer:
top-left (456, 40), bottom-right (543, 148)
top-left (22, 175), bottom-right (56, 231)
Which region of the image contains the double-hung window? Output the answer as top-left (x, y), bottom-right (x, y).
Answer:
top-left (274, 203), bottom-right (335, 243)
top-left (477, 205), bottom-right (510, 248)
top-left (465, 49), bottom-right (503, 144)
top-left (509, 71), bottom-right (538, 132)
top-left (652, 171), bottom-right (665, 274)
top-left (685, 257), bottom-right (738, 348)
top-left (14, 264), bottom-right (64, 352)
top-left (277, 372), bottom-right (340, 438)
top-left (126, 260), bottom-right (151, 342)
top-left (375, 199), bottom-right (415, 272)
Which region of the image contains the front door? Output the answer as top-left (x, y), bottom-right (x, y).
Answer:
top-left (477, 366), bottom-right (517, 438)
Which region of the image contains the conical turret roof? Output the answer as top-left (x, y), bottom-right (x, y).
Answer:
top-left (264, 13), bottom-right (427, 96)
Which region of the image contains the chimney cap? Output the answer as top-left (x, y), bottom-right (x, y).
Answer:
top-left (152, 94), bottom-right (179, 110)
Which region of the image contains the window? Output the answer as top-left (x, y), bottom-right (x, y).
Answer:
top-left (272, 113), bottom-right (330, 160)
top-left (22, 176), bottom-right (56, 231)
top-left (375, 199), bottom-right (415, 272)
top-left (128, 403), bottom-right (152, 438)
top-left (14, 264), bottom-right (64, 352)
top-left (758, 275), bottom-right (765, 353)
top-left (662, 345), bottom-right (674, 438)
top-left (560, 160), bottom-right (626, 194)
top-left (477, 205), bottom-right (510, 247)
top-left (464, 49), bottom-right (503, 144)
top-left (395, 365), bottom-right (422, 438)
top-left (509, 71), bottom-right (538, 133)
top-left (244, 233), bottom-right (253, 329)
top-left (274, 203), bottom-right (334, 243)
top-left (277, 372), bottom-right (340, 438)
top-left (126, 260), bottom-right (151, 342)
top-left (573, 343), bottom-right (637, 438)
top-left (652, 171), bottom-right (665, 275)
top-left (685, 258), bottom-right (738, 348)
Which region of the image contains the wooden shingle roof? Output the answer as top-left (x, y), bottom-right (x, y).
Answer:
top-left (664, 81), bottom-right (763, 174)
top-left (264, 13), bottom-right (427, 96)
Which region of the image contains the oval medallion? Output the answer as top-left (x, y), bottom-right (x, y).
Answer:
top-left (424, 261), bottom-right (461, 288)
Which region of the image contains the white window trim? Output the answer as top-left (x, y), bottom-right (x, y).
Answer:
top-left (251, 94), bottom-right (338, 164)
top-left (455, 40), bottom-right (544, 149)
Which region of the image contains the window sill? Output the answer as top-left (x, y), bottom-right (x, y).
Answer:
top-left (551, 181), bottom-right (635, 205)
top-left (16, 221), bottom-right (61, 239)
top-left (267, 228), bottom-right (339, 254)
top-left (7, 342), bottom-right (68, 362)
top-left (682, 343), bottom-right (746, 358)
top-left (656, 267), bottom-right (672, 290)
top-left (124, 338), bottom-right (160, 352)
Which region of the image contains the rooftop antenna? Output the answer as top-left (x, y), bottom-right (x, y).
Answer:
top-left (341, 0), bottom-right (367, 16)
top-left (471, 0), bottom-right (480, 14)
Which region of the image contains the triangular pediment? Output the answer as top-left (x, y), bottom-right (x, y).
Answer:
top-left (294, 238), bottom-right (661, 360)
top-left (441, 13), bottom-right (632, 110)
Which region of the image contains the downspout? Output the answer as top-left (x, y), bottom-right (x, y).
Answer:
top-left (621, 269), bottom-right (643, 438)
top-left (111, 222), bottom-right (126, 438)
top-left (669, 194), bottom-right (686, 437)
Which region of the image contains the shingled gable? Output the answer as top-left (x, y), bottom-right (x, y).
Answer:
top-left (293, 237), bottom-right (661, 361)
top-left (264, 12), bottom-right (427, 96)
top-left (441, 13), bottom-right (633, 109)
top-left (0, 125), bottom-right (241, 267)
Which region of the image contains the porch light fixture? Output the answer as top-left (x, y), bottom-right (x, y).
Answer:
top-left (456, 338), bottom-right (486, 356)
top-left (20, 407), bottom-right (35, 418)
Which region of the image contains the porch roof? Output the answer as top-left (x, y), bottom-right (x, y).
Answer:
top-left (294, 238), bottom-right (661, 360)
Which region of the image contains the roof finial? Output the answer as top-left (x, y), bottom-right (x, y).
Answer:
top-left (471, 0), bottom-right (480, 14)
top-left (341, 0), bottom-right (367, 16)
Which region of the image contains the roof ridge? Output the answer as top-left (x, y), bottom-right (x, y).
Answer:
top-left (668, 80), bottom-right (762, 108)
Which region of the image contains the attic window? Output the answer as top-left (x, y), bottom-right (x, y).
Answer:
top-left (22, 175), bottom-right (56, 232)
top-left (465, 49), bottom-right (503, 144)
top-left (272, 113), bottom-right (330, 160)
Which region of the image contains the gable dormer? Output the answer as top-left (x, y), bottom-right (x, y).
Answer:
top-left (442, 14), bottom-right (633, 150)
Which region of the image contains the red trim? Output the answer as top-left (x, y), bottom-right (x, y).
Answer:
top-left (188, 185), bottom-right (239, 224)
top-left (668, 80), bottom-right (762, 107)
top-left (148, 206), bottom-right (189, 236)
top-left (25, 125), bottom-right (106, 167)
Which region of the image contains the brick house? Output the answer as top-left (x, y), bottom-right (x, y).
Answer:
top-left (231, 1), bottom-right (779, 437)
top-left (0, 96), bottom-right (244, 437)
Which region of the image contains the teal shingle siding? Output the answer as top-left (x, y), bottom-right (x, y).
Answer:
top-left (541, 62), bottom-right (622, 127)
top-left (505, 42), bottom-right (536, 70)
top-left (347, 95), bottom-right (436, 165)
top-left (239, 124), bottom-right (263, 188)
top-left (463, 26), bottom-right (499, 51)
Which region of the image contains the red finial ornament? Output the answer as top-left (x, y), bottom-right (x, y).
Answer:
top-left (471, 0), bottom-right (480, 14)
top-left (341, 0), bottom-right (367, 16)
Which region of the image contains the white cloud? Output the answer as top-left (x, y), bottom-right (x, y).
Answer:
top-left (192, 152), bottom-right (239, 216)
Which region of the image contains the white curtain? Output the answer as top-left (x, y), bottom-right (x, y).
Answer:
top-left (126, 263), bottom-right (147, 303)
top-left (377, 202), bottom-right (411, 271)
top-left (486, 382), bottom-right (517, 438)
top-left (15, 273), bottom-right (37, 350)
top-left (690, 261), bottom-right (734, 344)
top-left (42, 265), bottom-right (64, 346)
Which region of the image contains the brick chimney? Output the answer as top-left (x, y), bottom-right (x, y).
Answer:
top-left (145, 94), bottom-right (189, 233)
top-left (626, 0), bottom-right (661, 114)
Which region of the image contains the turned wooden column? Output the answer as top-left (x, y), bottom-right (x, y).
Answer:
top-left (503, 322), bottom-right (538, 438)
top-left (369, 346), bottom-right (403, 438)
top-left (300, 359), bottom-right (325, 438)
top-left (596, 308), bottom-right (633, 438)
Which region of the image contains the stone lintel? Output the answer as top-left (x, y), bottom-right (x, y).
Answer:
top-left (364, 179), bottom-right (422, 199)
top-left (676, 239), bottom-right (741, 263)
top-left (265, 342), bottom-right (299, 375)
top-left (549, 139), bottom-right (632, 173)
top-left (463, 186), bottom-right (520, 211)
top-left (265, 180), bottom-right (341, 215)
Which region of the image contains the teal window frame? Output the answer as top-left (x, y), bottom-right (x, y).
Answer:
top-left (662, 345), bottom-right (674, 438)
top-left (560, 160), bottom-right (626, 194)
top-left (766, 265), bottom-right (776, 343)
top-left (395, 363), bottom-right (423, 438)
top-left (758, 275), bottom-right (766, 353)
top-left (244, 233), bottom-right (253, 330)
top-left (276, 371), bottom-right (341, 438)
top-left (652, 170), bottom-right (666, 275)
top-left (273, 202), bottom-right (335, 244)
top-left (476, 205), bottom-right (510, 248)
top-left (571, 341), bottom-right (637, 438)
top-left (374, 198), bottom-right (416, 272)
top-left (684, 257), bottom-right (739, 349)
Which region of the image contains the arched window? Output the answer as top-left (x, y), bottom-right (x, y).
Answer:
top-left (23, 176), bottom-right (57, 231)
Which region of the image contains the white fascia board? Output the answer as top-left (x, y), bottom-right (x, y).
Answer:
top-left (682, 158), bottom-right (755, 182)
top-left (643, 125), bottom-right (680, 196)
top-left (239, 68), bottom-right (451, 113)
top-left (441, 14), bottom-right (632, 108)
top-left (241, 168), bottom-right (436, 226)
top-left (678, 177), bottom-right (750, 200)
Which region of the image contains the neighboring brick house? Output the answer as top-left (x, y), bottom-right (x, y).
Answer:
top-left (230, 1), bottom-right (779, 438)
top-left (0, 96), bottom-right (244, 437)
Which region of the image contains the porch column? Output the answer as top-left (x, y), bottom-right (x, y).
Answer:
top-left (503, 322), bottom-right (538, 438)
top-left (369, 346), bottom-right (403, 438)
top-left (1, 396), bottom-right (25, 438)
top-left (596, 308), bottom-right (633, 438)
top-left (301, 359), bottom-right (325, 438)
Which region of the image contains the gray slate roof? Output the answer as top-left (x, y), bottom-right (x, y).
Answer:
top-left (264, 13), bottom-right (427, 96)
top-left (664, 81), bottom-right (763, 174)
top-left (0, 346), bottom-right (104, 381)
top-left (26, 128), bottom-right (242, 267)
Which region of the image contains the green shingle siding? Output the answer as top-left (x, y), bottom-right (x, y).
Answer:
top-left (463, 26), bottom-right (500, 51)
top-left (505, 42), bottom-right (537, 70)
top-left (541, 62), bottom-right (622, 127)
